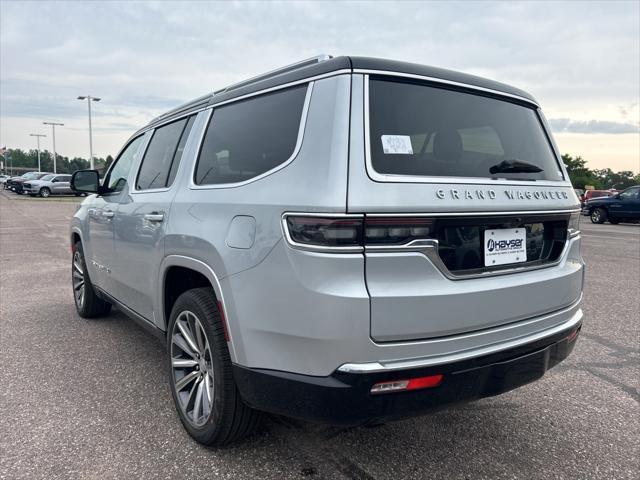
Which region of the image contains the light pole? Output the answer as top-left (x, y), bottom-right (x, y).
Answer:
top-left (43, 121), bottom-right (64, 173)
top-left (29, 133), bottom-right (47, 172)
top-left (77, 95), bottom-right (101, 169)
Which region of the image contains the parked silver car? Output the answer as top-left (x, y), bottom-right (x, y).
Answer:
top-left (70, 55), bottom-right (584, 446)
top-left (24, 174), bottom-right (73, 197)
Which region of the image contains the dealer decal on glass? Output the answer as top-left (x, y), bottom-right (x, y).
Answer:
top-left (381, 135), bottom-right (413, 154)
top-left (484, 228), bottom-right (527, 266)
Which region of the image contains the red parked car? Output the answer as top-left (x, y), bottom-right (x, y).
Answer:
top-left (581, 189), bottom-right (614, 206)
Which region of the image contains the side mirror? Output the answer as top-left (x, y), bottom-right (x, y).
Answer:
top-left (71, 170), bottom-right (101, 194)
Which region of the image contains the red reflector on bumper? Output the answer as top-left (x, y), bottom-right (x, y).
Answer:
top-left (371, 374), bottom-right (443, 395)
top-left (566, 327), bottom-right (579, 343)
top-left (406, 374), bottom-right (444, 390)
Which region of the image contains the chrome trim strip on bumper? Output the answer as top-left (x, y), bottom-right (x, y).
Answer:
top-left (337, 301), bottom-right (583, 373)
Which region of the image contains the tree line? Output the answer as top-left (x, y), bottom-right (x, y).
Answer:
top-left (1, 148), bottom-right (638, 190)
top-left (1, 148), bottom-right (114, 175)
top-left (561, 154), bottom-right (639, 190)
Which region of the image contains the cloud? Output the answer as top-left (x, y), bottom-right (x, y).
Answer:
top-left (1, 0), bottom-right (638, 168)
top-left (548, 118), bottom-right (640, 134)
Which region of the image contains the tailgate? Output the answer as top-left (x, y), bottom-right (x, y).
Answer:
top-left (364, 213), bottom-right (582, 342)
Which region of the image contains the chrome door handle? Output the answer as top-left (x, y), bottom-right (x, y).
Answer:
top-left (144, 213), bottom-right (164, 222)
top-left (102, 210), bottom-right (115, 218)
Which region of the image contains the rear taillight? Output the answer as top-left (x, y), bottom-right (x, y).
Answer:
top-left (365, 217), bottom-right (434, 245)
top-left (285, 216), bottom-right (363, 248)
top-left (283, 214), bottom-right (435, 250)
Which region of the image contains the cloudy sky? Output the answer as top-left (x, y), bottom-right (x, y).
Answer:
top-left (1, 0), bottom-right (639, 171)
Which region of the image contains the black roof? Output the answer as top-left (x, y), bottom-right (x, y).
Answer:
top-left (142, 56), bottom-right (537, 131)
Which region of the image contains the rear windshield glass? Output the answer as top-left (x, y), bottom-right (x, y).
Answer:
top-left (368, 78), bottom-right (563, 181)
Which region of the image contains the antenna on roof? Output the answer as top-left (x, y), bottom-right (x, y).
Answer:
top-left (216, 54), bottom-right (333, 94)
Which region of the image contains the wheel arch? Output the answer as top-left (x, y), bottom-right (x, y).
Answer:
top-left (159, 255), bottom-right (238, 362)
top-left (70, 227), bottom-right (82, 249)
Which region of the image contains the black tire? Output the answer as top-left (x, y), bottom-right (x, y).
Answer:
top-left (167, 287), bottom-right (261, 446)
top-left (608, 218), bottom-right (620, 225)
top-left (40, 187), bottom-right (51, 198)
top-left (72, 241), bottom-right (111, 318)
top-left (74, 192), bottom-right (82, 197)
top-left (590, 208), bottom-right (607, 224)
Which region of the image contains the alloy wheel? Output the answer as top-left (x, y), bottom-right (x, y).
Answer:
top-left (171, 311), bottom-right (215, 428)
top-left (72, 250), bottom-right (85, 308)
top-left (591, 210), bottom-right (600, 223)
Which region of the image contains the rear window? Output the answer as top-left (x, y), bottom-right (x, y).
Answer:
top-left (194, 85), bottom-right (308, 186)
top-left (368, 78), bottom-right (563, 181)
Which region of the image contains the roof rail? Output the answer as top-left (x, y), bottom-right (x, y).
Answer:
top-left (215, 54), bottom-right (332, 95)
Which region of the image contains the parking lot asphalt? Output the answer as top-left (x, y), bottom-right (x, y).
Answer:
top-left (0, 190), bottom-right (638, 480)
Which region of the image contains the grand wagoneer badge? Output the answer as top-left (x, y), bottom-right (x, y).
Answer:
top-left (436, 189), bottom-right (570, 200)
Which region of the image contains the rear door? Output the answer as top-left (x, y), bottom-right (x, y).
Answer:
top-left (112, 115), bottom-right (196, 323)
top-left (348, 74), bottom-right (582, 341)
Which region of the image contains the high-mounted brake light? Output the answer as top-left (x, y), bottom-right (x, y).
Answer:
top-left (370, 374), bottom-right (443, 395)
top-left (284, 215), bottom-right (435, 250)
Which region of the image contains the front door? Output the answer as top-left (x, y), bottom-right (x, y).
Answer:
top-left (52, 175), bottom-right (72, 194)
top-left (615, 187), bottom-right (640, 218)
top-left (86, 135), bottom-right (146, 296)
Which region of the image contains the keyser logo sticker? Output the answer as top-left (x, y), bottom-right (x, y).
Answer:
top-left (487, 237), bottom-right (523, 252)
top-left (484, 228), bottom-right (527, 266)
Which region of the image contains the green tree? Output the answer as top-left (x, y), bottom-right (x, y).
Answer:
top-left (561, 153), bottom-right (602, 189)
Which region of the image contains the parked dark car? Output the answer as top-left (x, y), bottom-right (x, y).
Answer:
top-left (6, 172), bottom-right (51, 193)
top-left (582, 186), bottom-right (640, 224)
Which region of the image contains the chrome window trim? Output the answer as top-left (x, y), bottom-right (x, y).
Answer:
top-left (189, 81), bottom-right (316, 190)
top-left (362, 73), bottom-right (572, 187)
top-left (337, 298), bottom-right (583, 373)
top-left (281, 212), bottom-right (365, 253)
top-left (130, 115), bottom-right (198, 195)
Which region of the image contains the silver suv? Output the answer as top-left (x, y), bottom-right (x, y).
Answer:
top-left (70, 56), bottom-right (584, 446)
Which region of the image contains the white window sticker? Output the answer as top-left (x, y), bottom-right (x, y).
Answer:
top-left (381, 135), bottom-right (413, 155)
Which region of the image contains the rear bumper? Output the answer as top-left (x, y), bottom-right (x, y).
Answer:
top-left (234, 321), bottom-right (581, 426)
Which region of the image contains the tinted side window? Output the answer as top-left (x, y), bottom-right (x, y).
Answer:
top-left (136, 116), bottom-right (194, 190)
top-left (167, 115), bottom-right (196, 187)
top-left (620, 187), bottom-right (639, 200)
top-left (106, 135), bottom-right (145, 193)
top-left (194, 85), bottom-right (307, 185)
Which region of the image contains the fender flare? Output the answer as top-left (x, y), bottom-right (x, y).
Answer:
top-left (159, 255), bottom-right (238, 363)
top-left (70, 226), bottom-right (83, 247)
